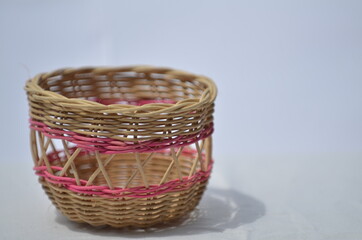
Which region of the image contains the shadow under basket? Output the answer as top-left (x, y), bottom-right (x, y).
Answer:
top-left (25, 66), bottom-right (217, 228)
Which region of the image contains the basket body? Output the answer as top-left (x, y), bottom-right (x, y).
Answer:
top-left (26, 66), bottom-right (216, 227)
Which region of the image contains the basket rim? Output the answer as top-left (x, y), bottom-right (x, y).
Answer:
top-left (25, 65), bottom-right (217, 116)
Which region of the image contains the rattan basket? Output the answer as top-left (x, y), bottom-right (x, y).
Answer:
top-left (25, 66), bottom-right (217, 228)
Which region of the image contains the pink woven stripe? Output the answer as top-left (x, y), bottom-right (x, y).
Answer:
top-left (35, 165), bottom-right (211, 198)
top-left (30, 120), bottom-right (213, 153)
top-left (34, 149), bottom-right (213, 198)
top-left (29, 99), bottom-right (213, 153)
top-left (90, 98), bottom-right (177, 106)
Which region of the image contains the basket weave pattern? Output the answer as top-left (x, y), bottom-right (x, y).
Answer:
top-left (25, 66), bottom-right (217, 227)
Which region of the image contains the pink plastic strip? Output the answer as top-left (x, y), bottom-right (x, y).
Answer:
top-left (29, 99), bottom-right (213, 153)
top-left (91, 98), bottom-right (177, 106)
top-left (29, 120), bottom-right (213, 154)
top-left (34, 149), bottom-right (213, 199)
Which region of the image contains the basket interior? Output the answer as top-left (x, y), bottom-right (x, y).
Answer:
top-left (49, 148), bottom-right (199, 188)
top-left (31, 130), bottom-right (209, 190)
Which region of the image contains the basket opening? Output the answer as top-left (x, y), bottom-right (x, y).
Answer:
top-left (38, 69), bottom-right (207, 105)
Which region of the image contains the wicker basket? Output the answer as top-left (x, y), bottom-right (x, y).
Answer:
top-left (25, 66), bottom-right (217, 228)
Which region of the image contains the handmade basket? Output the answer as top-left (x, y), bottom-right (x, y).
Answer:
top-left (25, 66), bottom-right (217, 228)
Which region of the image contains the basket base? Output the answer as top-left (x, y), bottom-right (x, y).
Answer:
top-left (40, 178), bottom-right (208, 228)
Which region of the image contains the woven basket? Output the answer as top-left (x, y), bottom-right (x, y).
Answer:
top-left (25, 66), bottom-right (217, 228)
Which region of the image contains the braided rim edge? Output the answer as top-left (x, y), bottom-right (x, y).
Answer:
top-left (25, 66), bottom-right (217, 116)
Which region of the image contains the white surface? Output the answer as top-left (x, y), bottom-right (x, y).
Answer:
top-left (1, 0), bottom-right (362, 239)
top-left (1, 154), bottom-right (362, 240)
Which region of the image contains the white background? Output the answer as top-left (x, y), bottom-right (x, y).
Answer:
top-left (0, 1), bottom-right (361, 239)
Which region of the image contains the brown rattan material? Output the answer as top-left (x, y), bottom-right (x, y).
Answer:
top-left (25, 66), bottom-right (217, 228)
